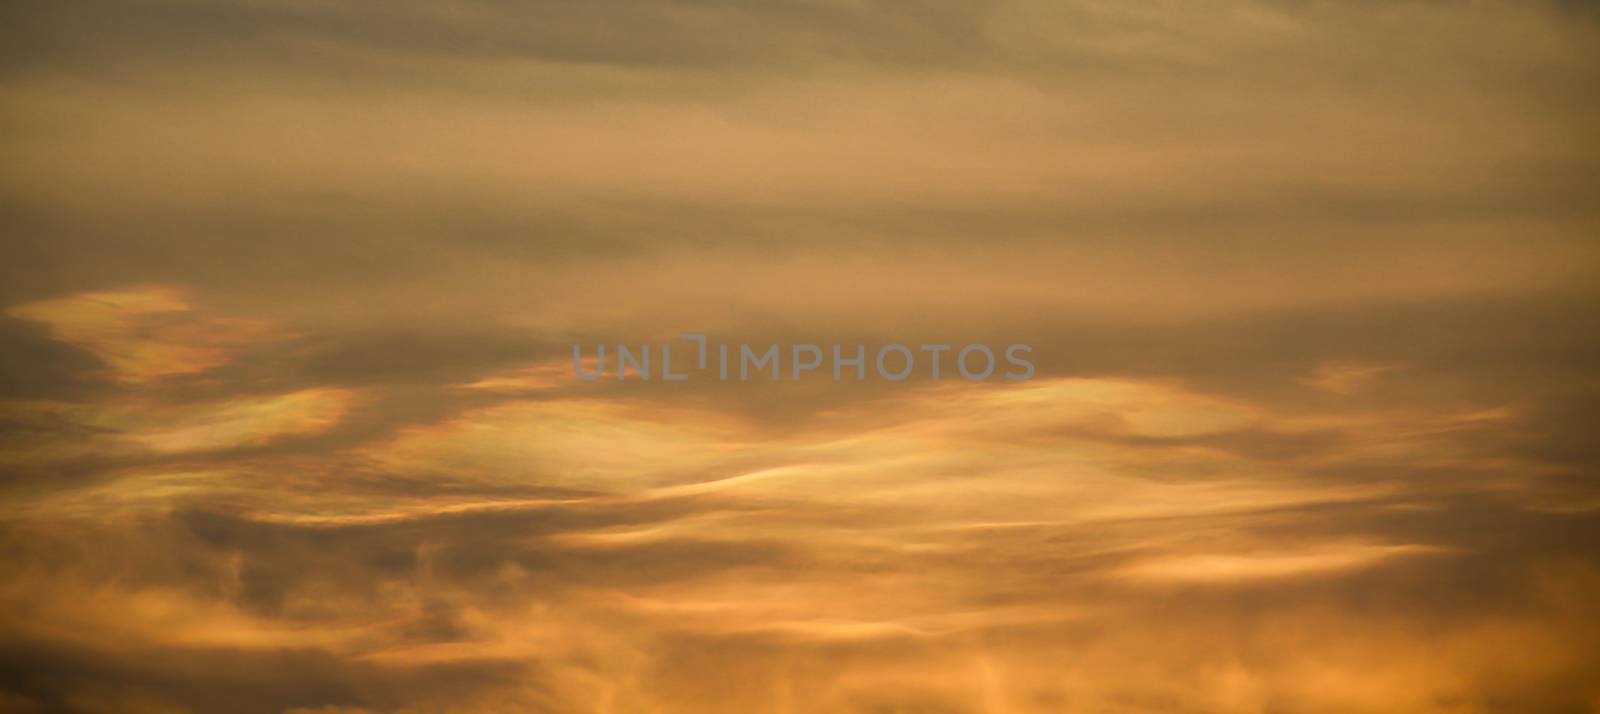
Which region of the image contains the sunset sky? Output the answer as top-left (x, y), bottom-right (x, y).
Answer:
top-left (2, 1), bottom-right (1599, 712)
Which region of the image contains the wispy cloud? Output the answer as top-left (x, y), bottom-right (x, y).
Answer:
top-left (2, 0), bottom-right (1598, 711)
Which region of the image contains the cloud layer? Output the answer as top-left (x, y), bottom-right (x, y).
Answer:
top-left (2, 1), bottom-right (1598, 712)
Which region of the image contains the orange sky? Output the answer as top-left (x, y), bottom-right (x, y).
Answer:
top-left (2, 1), bottom-right (1599, 712)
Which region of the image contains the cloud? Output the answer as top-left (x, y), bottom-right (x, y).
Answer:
top-left (6, 287), bottom-right (283, 385)
top-left (1113, 543), bottom-right (1450, 584)
top-left (2, 0), bottom-right (1599, 711)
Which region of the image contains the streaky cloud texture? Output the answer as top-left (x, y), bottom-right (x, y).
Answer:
top-left (2, 0), bottom-right (1598, 712)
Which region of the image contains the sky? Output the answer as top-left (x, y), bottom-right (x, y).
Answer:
top-left (2, 1), bottom-right (1599, 712)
